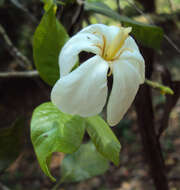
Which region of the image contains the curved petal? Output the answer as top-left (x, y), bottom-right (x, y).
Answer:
top-left (117, 36), bottom-right (145, 83)
top-left (79, 24), bottom-right (120, 46)
top-left (59, 24), bottom-right (122, 77)
top-left (59, 32), bottom-right (102, 77)
top-left (51, 55), bottom-right (109, 117)
top-left (107, 61), bottom-right (142, 126)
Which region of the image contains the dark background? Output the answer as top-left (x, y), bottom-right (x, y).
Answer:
top-left (0, 0), bottom-right (180, 189)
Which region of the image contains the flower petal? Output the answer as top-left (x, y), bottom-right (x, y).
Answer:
top-left (107, 61), bottom-right (142, 126)
top-left (118, 36), bottom-right (145, 83)
top-left (59, 24), bottom-right (122, 77)
top-left (79, 24), bottom-right (120, 46)
top-left (59, 32), bottom-right (102, 77)
top-left (51, 55), bottom-right (109, 117)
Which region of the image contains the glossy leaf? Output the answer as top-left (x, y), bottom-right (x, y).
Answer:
top-left (60, 142), bottom-right (109, 183)
top-left (31, 102), bottom-right (85, 181)
top-left (86, 116), bottom-right (121, 166)
top-left (0, 118), bottom-right (25, 172)
top-left (33, 6), bottom-right (68, 86)
top-left (85, 2), bottom-right (163, 49)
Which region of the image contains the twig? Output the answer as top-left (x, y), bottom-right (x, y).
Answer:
top-left (67, 2), bottom-right (84, 35)
top-left (10, 0), bottom-right (38, 24)
top-left (0, 24), bottom-right (33, 70)
top-left (163, 35), bottom-right (180, 54)
top-left (145, 79), bottom-right (174, 95)
top-left (71, 4), bottom-right (83, 27)
top-left (157, 67), bottom-right (180, 139)
top-left (126, 0), bottom-right (180, 54)
top-left (0, 70), bottom-right (39, 78)
top-left (0, 183), bottom-right (11, 190)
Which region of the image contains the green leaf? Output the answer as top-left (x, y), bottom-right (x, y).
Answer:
top-left (42, 0), bottom-right (56, 12)
top-left (0, 118), bottom-right (25, 172)
top-left (31, 102), bottom-right (85, 181)
top-left (33, 6), bottom-right (68, 86)
top-left (60, 142), bottom-right (109, 183)
top-left (85, 116), bottom-right (121, 166)
top-left (85, 2), bottom-right (164, 49)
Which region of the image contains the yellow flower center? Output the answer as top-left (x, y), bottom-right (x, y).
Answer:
top-left (93, 26), bottom-right (132, 76)
top-left (102, 27), bottom-right (132, 61)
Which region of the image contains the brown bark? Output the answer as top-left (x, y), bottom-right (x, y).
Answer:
top-left (136, 0), bottom-right (155, 13)
top-left (135, 84), bottom-right (169, 190)
top-left (133, 0), bottom-right (169, 187)
top-left (134, 45), bottom-right (169, 189)
top-left (60, 2), bottom-right (84, 36)
top-left (158, 68), bottom-right (180, 138)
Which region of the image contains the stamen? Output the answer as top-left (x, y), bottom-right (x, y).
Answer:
top-left (102, 35), bottom-right (106, 57)
top-left (106, 27), bottom-right (132, 60)
top-left (110, 48), bottom-right (133, 61)
top-left (93, 44), bottom-right (103, 51)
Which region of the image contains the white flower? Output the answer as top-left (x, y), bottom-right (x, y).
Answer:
top-left (51, 24), bottom-right (145, 126)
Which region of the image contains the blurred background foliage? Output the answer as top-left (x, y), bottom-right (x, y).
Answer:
top-left (0, 0), bottom-right (180, 190)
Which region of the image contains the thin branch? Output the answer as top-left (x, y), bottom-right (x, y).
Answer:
top-left (145, 79), bottom-right (174, 95)
top-left (0, 24), bottom-right (33, 70)
top-left (126, 0), bottom-right (180, 54)
top-left (157, 67), bottom-right (180, 138)
top-left (10, 0), bottom-right (38, 24)
top-left (0, 70), bottom-right (39, 78)
top-left (71, 4), bottom-right (83, 27)
top-left (0, 183), bottom-right (11, 190)
top-left (163, 35), bottom-right (180, 54)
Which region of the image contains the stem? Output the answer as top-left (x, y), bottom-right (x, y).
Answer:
top-left (0, 70), bottom-right (39, 78)
top-left (51, 179), bottom-right (62, 190)
top-left (0, 24), bottom-right (33, 70)
top-left (145, 79), bottom-right (174, 95)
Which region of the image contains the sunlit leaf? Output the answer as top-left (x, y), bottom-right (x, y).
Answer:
top-left (0, 118), bottom-right (25, 172)
top-left (60, 142), bottom-right (109, 183)
top-left (33, 6), bottom-right (68, 86)
top-left (85, 2), bottom-right (163, 49)
top-left (86, 116), bottom-right (121, 165)
top-left (31, 102), bottom-right (85, 181)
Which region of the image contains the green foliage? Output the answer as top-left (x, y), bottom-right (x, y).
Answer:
top-left (0, 118), bottom-right (25, 172)
top-left (42, 0), bottom-right (56, 12)
top-left (0, 0), bottom-right (4, 6)
top-left (86, 116), bottom-right (121, 166)
top-left (30, 102), bottom-right (86, 181)
top-left (85, 2), bottom-right (164, 49)
top-left (60, 142), bottom-right (109, 183)
top-left (33, 6), bottom-right (68, 86)
top-left (31, 103), bottom-right (121, 181)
